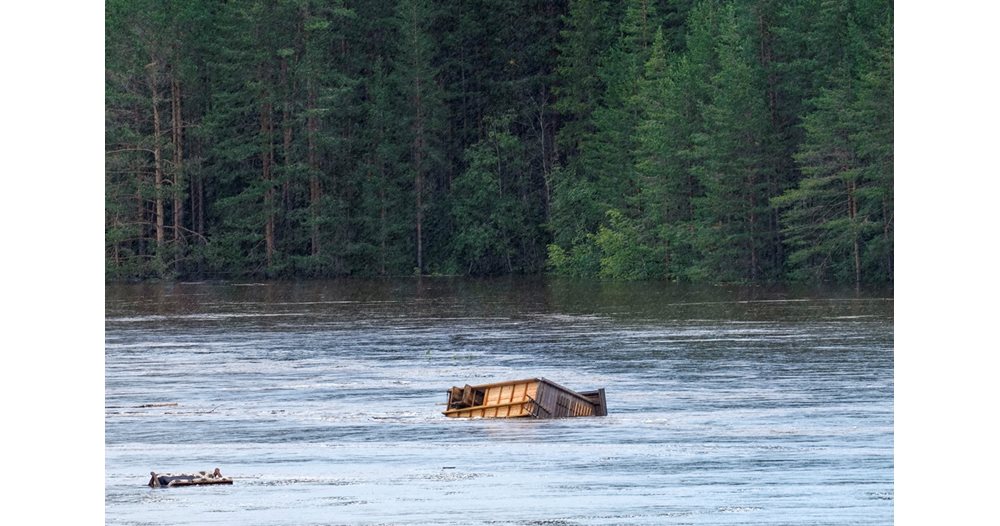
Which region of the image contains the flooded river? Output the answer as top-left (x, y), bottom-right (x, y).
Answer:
top-left (105, 279), bottom-right (893, 525)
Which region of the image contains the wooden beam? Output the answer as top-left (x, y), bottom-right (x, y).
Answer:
top-left (442, 399), bottom-right (530, 415)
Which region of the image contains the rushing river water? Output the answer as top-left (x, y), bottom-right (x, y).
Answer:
top-left (105, 279), bottom-right (893, 525)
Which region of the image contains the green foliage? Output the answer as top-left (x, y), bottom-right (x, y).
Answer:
top-left (689, 3), bottom-right (785, 282)
top-left (546, 235), bottom-right (601, 278)
top-left (451, 114), bottom-right (538, 275)
top-left (554, 0), bottom-right (612, 158)
top-left (393, 0), bottom-right (449, 273)
top-left (594, 210), bottom-right (660, 280)
top-left (547, 165), bottom-right (602, 248)
top-left (106, 0), bottom-right (893, 284)
top-left (773, 7), bottom-right (893, 286)
top-left (353, 59), bottom-right (414, 276)
top-left (632, 27), bottom-right (699, 279)
top-left (548, 209), bottom-right (658, 280)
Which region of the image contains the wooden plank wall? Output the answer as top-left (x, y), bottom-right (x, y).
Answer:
top-left (534, 381), bottom-right (596, 418)
top-left (488, 381), bottom-right (536, 417)
top-left (446, 381), bottom-right (538, 418)
top-left (443, 379), bottom-right (605, 418)
top-left (578, 388), bottom-right (608, 416)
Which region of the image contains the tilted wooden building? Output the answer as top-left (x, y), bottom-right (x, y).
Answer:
top-left (443, 378), bottom-right (607, 419)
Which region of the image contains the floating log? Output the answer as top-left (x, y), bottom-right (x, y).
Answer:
top-left (148, 468), bottom-right (233, 488)
top-left (443, 378), bottom-right (607, 419)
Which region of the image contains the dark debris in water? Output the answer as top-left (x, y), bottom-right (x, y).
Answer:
top-left (718, 506), bottom-right (762, 513)
top-left (487, 520), bottom-right (580, 526)
top-left (320, 496), bottom-right (369, 507)
top-left (868, 491), bottom-right (893, 500)
top-left (246, 477), bottom-right (359, 487)
top-left (410, 470), bottom-right (492, 482)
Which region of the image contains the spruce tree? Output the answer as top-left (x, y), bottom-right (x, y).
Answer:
top-left (690, 3), bottom-right (783, 282)
top-left (584, 0), bottom-right (661, 209)
top-left (633, 27), bottom-right (703, 279)
top-left (355, 59), bottom-right (413, 275)
top-left (195, 0), bottom-right (284, 276)
top-left (850, 14), bottom-right (893, 282)
top-left (548, 0), bottom-right (662, 275)
top-left (104, 0), bottom-right (893, 284)
top-left (392, 0), bottom-right (447, 274)
top-left (548, 0), bottom-right (612, 252)
top-left (773, 63), bottom-right (861, 283)
top-left (553, 0), bottom-right (611, 162)
top-left (774, 8), bottom-right (893, 286)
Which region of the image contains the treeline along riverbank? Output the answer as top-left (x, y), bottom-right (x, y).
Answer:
top-left (106, 0), bottom-right (892, 285)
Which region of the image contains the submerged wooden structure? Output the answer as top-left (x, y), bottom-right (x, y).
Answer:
top-left (148, 468), bottom-right (233, 487)
top-left (443, 378), bottom-right (607, 419)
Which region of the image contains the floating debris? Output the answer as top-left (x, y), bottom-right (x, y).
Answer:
top-left (148, 468), bottom-right (233, 487)
top-left (443, 378), bottom-right (607, 419)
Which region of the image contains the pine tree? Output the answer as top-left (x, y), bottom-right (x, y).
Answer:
top-left (774, 7), bottom-right (893, 286)
top-left (633, 28), bottom-right (688, 279)
top-left (197, 0), bottom-right (287, 276)
top-left (637, 0), bottom-right (722, 280)
top-left (106, 0), bottom-right (206, 278)
top-left (355, 59), bottom-right (412, 275)
top-left (548, 0), bottom-right (662, 274)
top-left (295, 0), bottom-right (358, 275)
top-left (690, 3), bottom-right (783, 282)
top-left (773, 63), bottom-right (861, 283)
top-left (104, 0), bottom-right (893, 284)
top-left (548, 0), bottom-right (612, 252)
top-left (850, 13), bottom-right (893, 282)
top-left (393, 0), bottom-right (447, 274)
top-left (584, 0), bottom-right (661, 209)
top-left (553, 0), bottom-right (611, 161)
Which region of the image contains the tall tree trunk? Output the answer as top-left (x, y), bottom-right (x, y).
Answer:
top-left (189, 144), bottom-right (200, 238)
top-left (376, 110), bottom-right (388, 276)
top-left (281, 56), bottom-right (293, 239)
top-left (414, 75), bottom-right (425, 274)
top-left (146, 61), bottom-right (165, 251)
top-left (537, 87), bottom-right (551, 216)
top-left (757, 10), bottom-right (783, 275)
top-left (848, 180), bottom-right (861, 289)
top-left (757, 12), bottom-right (778, 125)
top-left (405, 0), bottom-right (427, 274)
top-left (882, 195), bottom-right (892, 278)
top-left (748, 171), bottom-right (758, 282)
top-left (307, 85), bottom-right (321, 257)
top-left (663, 237), bottom-right (671, 278)
top-left (171, 75), bottom-right (184, 252)
top-left (197, 175), bottom-right (204, 235)
top-left (261, 100), bottom-right (275, 269)
top-left (379, 171), bottom-right (387, 276)
top-left (136, 167), bottom-right (146, 258)
top-left (195, 138), bottom-right (204, 236)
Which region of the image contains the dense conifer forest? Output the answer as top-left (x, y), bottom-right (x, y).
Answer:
top-left (105, 0), bottom-right (892, 285)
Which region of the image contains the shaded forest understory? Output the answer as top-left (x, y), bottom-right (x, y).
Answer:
top-left (106, 0), bottom-right (892, 284)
